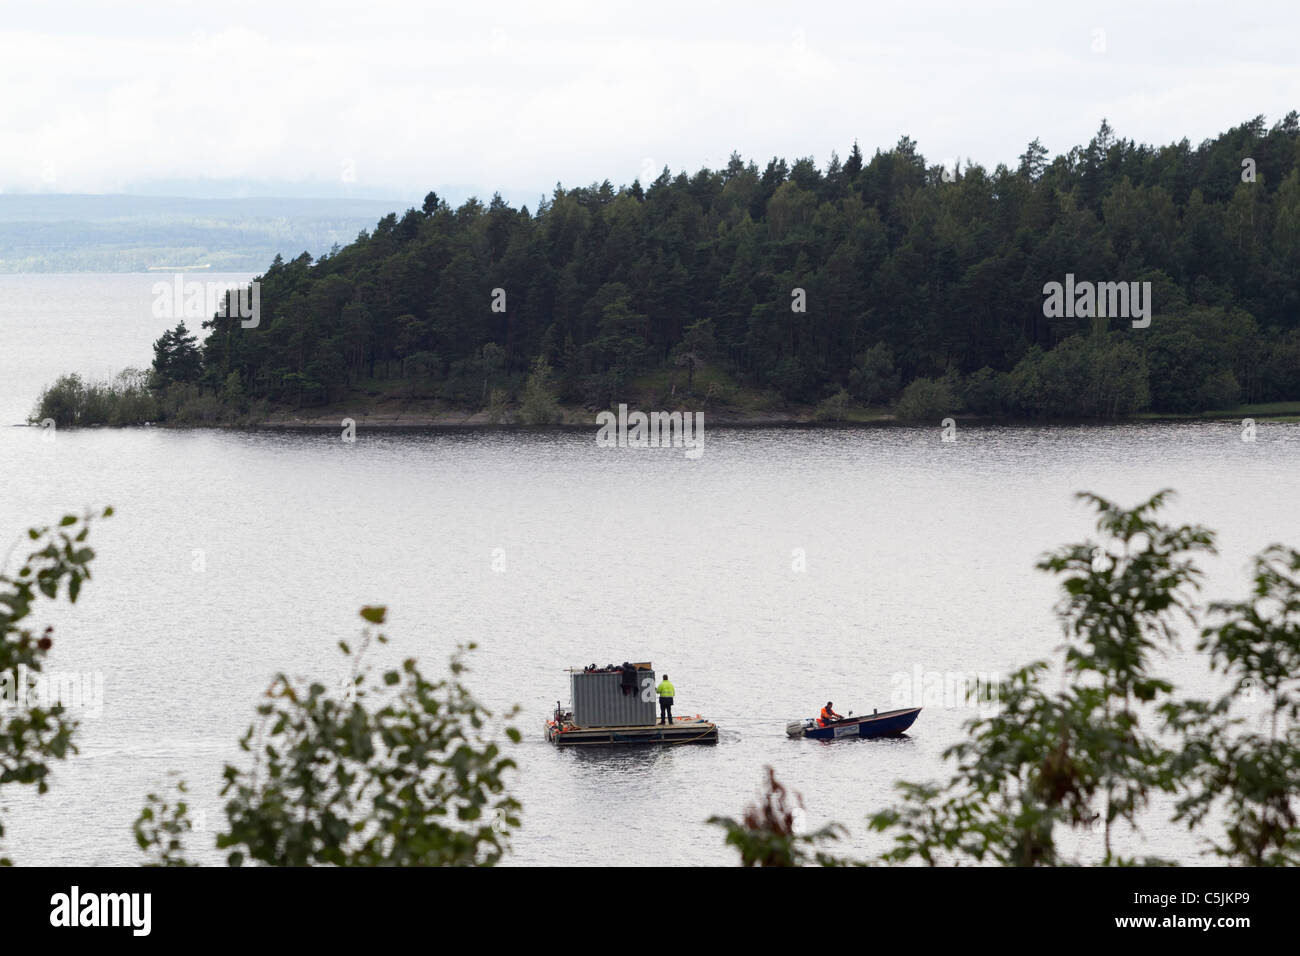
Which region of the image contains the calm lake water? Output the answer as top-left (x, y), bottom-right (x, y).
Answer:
top-left (1, 275), bottom-right (1298, 866)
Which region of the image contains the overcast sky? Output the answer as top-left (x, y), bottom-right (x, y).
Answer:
top-left (3, 0), bottom-right (1298, 205)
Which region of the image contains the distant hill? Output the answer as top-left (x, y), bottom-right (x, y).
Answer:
top-left (0, 194), bottom-right (406, 272)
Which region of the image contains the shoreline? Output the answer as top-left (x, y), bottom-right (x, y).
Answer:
top-left (14, 407), bottom-right (1300, 431)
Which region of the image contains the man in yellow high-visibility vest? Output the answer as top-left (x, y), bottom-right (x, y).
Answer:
top-left (656, 674), bottom-right (675, 726)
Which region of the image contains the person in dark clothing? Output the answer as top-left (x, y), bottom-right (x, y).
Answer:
top-left (620, 662), bottom-right (637, 695)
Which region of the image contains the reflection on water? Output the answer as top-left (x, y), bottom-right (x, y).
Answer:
top-left (563, 748), bottom-right (674, 774)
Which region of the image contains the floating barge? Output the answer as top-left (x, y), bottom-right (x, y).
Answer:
top-left (546, 662), bottom-right (719, 747)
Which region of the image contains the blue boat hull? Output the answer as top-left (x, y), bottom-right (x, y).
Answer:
top-left (798, 707), bottom-right (921, 740)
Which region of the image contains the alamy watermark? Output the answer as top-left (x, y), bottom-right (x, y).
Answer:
top-left (0, 665), bottom-right (104, 718)
top-left (1042, 273), bottom-right (1151, 328)
top-left (152, 275), bottom-right (261, 328)
top-left (595, 404), bottom-right (704, 459)
top-left (891, 664), bottom-right (1000, 716)
top-left (49, 886), bottom-right (150, 935)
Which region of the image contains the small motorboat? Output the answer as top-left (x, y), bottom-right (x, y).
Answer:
top-left (786, 706), bottom-right (922, 740)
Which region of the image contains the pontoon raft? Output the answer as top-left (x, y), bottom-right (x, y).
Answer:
top-left (545, 662), bottom-right (719, 747)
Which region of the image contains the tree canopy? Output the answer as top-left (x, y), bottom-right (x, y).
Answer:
top-left (188, 115), bottom-right (1300, 419)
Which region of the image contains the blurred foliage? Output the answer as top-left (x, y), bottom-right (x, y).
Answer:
top-left (709, 767), bottom-right (848, 867)
top-left (720, 491), bottom-right (1300, 866)
top-left (1168, 545), bottom-right (1300, 864)
top-left (136, 606), bottom-right (521, 866)
top-left (0, 508), bottom-right (111, 865)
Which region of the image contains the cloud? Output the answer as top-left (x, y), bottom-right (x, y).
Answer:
top-left (3, 0), bottom-right (1299, 198)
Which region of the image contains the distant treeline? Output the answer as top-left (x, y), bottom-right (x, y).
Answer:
top-left (51, 116), bottom-right (1300, 422)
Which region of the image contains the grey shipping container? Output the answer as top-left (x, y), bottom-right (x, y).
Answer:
top-left (570, 666), bottom-right (658, 727)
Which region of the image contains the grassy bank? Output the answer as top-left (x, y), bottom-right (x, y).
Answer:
top-left (30, 365), bottom-right (1300, 430)
top-left (1132, 400), bottom-right (1300, 423)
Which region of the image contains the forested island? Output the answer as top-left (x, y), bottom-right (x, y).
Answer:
top-left (34, 115), bottom-right (1300, 427)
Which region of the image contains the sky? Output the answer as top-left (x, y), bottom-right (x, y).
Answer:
top-left (2, 0), bottom-right (1298, 206)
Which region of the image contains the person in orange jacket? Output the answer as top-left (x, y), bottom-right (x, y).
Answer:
top-left (818, 701), bottom-right (843, 727)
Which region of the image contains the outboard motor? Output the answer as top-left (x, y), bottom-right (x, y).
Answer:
top-left (786, 720), bottom-right (806, 737)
